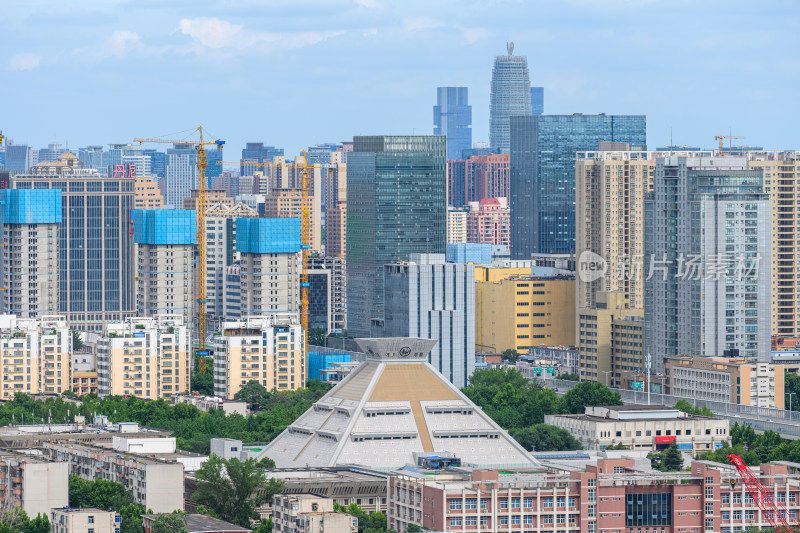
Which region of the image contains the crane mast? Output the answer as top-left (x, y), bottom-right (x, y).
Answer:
top-left (134, 127), bottom-right (224, 374)
top-left (727, 454), bottom-right (794, 533)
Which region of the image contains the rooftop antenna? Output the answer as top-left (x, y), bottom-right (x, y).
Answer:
top-left (507, 42), bottom-right (514, 56)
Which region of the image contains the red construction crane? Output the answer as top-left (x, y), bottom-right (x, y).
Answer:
top-left (727, 454), bottom-right (794, 533)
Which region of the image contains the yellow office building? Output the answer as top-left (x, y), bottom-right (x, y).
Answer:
top-left (97, 315), bottom-right (191, 400)
top-left (475, 276), bottom-right (575, 354)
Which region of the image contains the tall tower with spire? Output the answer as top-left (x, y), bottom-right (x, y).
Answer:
top-left (489, 42), bottom-right (531, 153)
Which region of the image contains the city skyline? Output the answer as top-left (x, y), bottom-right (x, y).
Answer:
top-left (2, 0), bottom-right (799, 157)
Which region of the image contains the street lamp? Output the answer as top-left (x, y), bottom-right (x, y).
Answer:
top-left (788, 392), bottom-right (797, 414)
top-left (601, 371), bottom-right (612, 388)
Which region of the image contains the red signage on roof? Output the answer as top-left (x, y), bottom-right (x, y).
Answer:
top-left (655, 436), bottom-right (676, 444)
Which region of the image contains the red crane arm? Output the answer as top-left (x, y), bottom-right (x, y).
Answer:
top-left (727, 454), bottom-right (794, 533)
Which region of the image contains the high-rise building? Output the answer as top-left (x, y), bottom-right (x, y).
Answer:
top-left (38, 142), bottom-right (66, 164)
top-left (745, 151), bottom-right (800, 337)
top-left (183, 188), bottom-right (233, 212)
top-left (134, 176), bottom-right (164, 209)
top-left (3, 143), bottom-right (33, 172)
top-left (466, 197), bottom-right (510, 248)
top-left (382, 254), bottom-right (475, 387)
top-left (577, 290), bottom-right (644, 385)
top-left (78, 146), bottom-right (106, 170)
top-left (446, 206), bottom-right (468, 244)
top-left (144, 149), bottom-right (166, 178)
top-left (164, 143), bottom-right (195, 209)
top-left (11, 152), bottom-right (135, 332)
top-left (489, 42), bottom-right (532, 153)
top-left (644, 155), bottom-right (771, 367)
top-left (264, 188), bottom-right (322, 252)
top-left (476, 274), bottom-right (575, 355)
top-left (204, 202), bottom-right (259, 320)
top-left (530, 86), bottom-right (544, 115)
top-left (211, 313), bottom-right (305, 397)
top-left (0, 314), bottom-right (71, 399)
top-left (97, 315), bottom-right (190, 399)
top-left (433, 87), bottom-right (472, 160)
top-left (107, 144), bottom-right (151, 178)
top-left (346, 136), bottom-right (447, 337)
top-left (235, 217), bottom-right (302, 316)
top-left (447, 153), bottom-right (510, 208)
top-left (133, 210), bottom-right (196, 321)
top-left (0, 189), bottom-right (61, 317)
top-left (308, 255), bottom-right (346, 334)
top-left (240, 142), bottom-right (284, 176)
top-left (324, 152), bottom-right (347, 257)
top-left (510, 114), bottom-right (646, 258)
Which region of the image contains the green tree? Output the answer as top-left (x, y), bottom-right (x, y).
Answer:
top-left (674, 400), bottom-right (713, 417)
top-left (559, 381), bottom-right (622, 414)
top-left (660, 444), bottom-right (684, 471)
top-left (256, 457), bottom-right (276, 469)
top-left (605, 442), bottom-right (629, 450)
top-left (0, 508), bottom-right (30, 533)
top-left (151, 512), bottom-right (188, 533)
top-left (233, 381), bottom-right (271, 411)
top-left (192, 455), bottom-right (285, 527)
top-left (510, 425), bottom-right (582, 452)
top-left (251, 519), bottom-right (273, 533)
top-left (308, 328), bottom-right (328, 347)
top-left (786, 372), bottom-right (800, 411)
top-left (501, 349), bottom-right (520, 363)
top-left (558, 373), bottom-right (579, 382)
top-left (333, 503), bottom-right (393, 533)
top-left (191, 357), bottom-right (214, 395)
top-left (23, 514), bottom-right (49, 533)
top-left (72, 330), bottom-right (84, 351)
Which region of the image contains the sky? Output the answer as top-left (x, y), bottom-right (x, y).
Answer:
top-left (2, 0), bottom-right (799, 159)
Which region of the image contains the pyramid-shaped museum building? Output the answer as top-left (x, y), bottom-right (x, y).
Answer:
top-left (256, 338), bottom-right (539, 470)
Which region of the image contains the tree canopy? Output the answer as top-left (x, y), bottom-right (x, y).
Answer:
top-left (151, 512), bottom-right (189, 533)
top-left (68, 476), bottom-right (146, 533)
top-left (509, 425), bottom-right (582, 452)
top-left (674, 399), bottom-right (714, 417)
top-left (648, 444), bottom-right (684, 471)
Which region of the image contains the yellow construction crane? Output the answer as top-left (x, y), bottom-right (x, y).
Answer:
top-left (134, 127), bottom-right (225, 374)
top-left (714, 135), bottom-right (744, 154)
top-left (215, 154), bottom-right (333, 365)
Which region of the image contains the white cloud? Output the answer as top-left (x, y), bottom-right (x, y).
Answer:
top-left (177, 17), bottom-right (344, 51)
top-left (460, 27), bottom-right (488, 44)
top-left (8, 53), bottom-right (42, 72)
top-left (363, 28), bottom-right (378, 37)
top-left (354, 0), bottom-right (382, 8)
top-left (107, 30), bottom-right (144, 58)
top-left (401, 17), bottom-right (445, 33)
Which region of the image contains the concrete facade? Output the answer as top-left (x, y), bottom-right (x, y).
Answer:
top-left (97, 315), bottom-right (191, 400)
top-left (52, 508), bottom-right (120, 533)
top-left (308, 256), bottom-right (346, 333)
top-left (134, 176), bottom-right (163, 209)
top-left (136, 242), bottom-right (194, 320)
top-left (466, 197), bottom-right (510, 248)
top-left (447, 207), bottom-right (469, 244)
top-left (210, 314), bottom-right (305, 398)
top-left (382, 254), bottom-right (476, 388)
top-left (0, 452), bottom-right (67, 518)
top-left (271, 494), bottom-right (358, 533)
top-left (263, 188), bottom-right (321, 253)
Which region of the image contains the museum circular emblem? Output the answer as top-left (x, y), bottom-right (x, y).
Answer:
top-left (399, 346), bottom-right (412, 357)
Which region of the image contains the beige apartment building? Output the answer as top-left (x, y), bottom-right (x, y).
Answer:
top-left (0, 452), bottom-right (68, 518)
top-left (446, 206), bottom-right (469, 244)
top-left (183, 188), bottom-right (233, 211)
top-left (271, 494), bottom-right (358, 533)
top-left (211, 314), bottom-right (305, 398)
top-left (475, 276), bottom-right (575, 354)
top-left (263, 188), bottom-right (322, 252)
top-left (746, 151), bottom-right (800, 337)
top-left (134, 176), bottom-right (163, 209)
top-left (663, 355), bottom-right (784, 409)
top-left (52, 508), bottom-right (121, 533)
top-left (0, 315), bottom-right (71, 399)
top-left (136, 241), bottom-right (194, 321)
top-left (577, 291), bottom-right (644, 385)
top-left (97, 315), bottom-right (190, 400)
top-left (545, 405), bottom-right (729, 455)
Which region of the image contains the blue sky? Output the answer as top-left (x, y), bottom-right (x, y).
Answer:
top-left (2, 0), bottom-right (799, 158)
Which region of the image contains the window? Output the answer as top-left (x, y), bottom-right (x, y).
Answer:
top-left (480, 499), bottom-right (489, 510)
top-left (543, 515), bottom-right (554, 525)
top-left (557, 497), bottom-right (566, 507)
top-left (500, 517), bottom-right (509, 525)
top-left (705, 503), bottom-right (713, 515)
top-left (500, 498), bottom-right (508, 509)
top-left (524, 515), bottom-right (534, 525)
top-left (512, 516), bottom-right (521, 525)
top-left (449, 500), bottom-right (462, 510)
top-left (465, 517), bottom-right (477, 526)
top-left (588, 505), bottom-right (596, 518)
top-left (706, 519), bottom-right (714, 531)
top-left (543, 497), bottom-right (553, 508)
top-left (524, 497), bottom-right (533, 508)
top-left (625, 493), bottom-right (672, 527)
top-left (449, 518), bottom-right (462, 527)
top-left (722, 494), bottom-right (730, 504)
top-left (88, 517), bottom-right (95, 524)
top-left (569, 497), bottom-right (576, 508)
top-left (512, 497), bottom-right (521, 508)
top-left (480, 517), bottom-right (489, 527)
top-left (465, 498), bottom-right (477, 509)
top-left (706, 487), bottom-right (714, 499)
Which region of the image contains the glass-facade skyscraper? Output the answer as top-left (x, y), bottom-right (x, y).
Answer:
top-left (531, 87), bottom-right (544, 115)
top-left (241, 142), bottom-right (284, 176)
top-left (346, 136), bottom-right (447, 337)
top-left (490, 43), bottom-right (531, 153)
top-left (433, 87), bottom-right (472, 160)
top-left (509, 114), bottom-right (646, 258)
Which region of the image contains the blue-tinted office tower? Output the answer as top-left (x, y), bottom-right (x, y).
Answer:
top-left (490, 43), bottom-right (532, 153)
top-left (531, 87), bottom-right (544, 115)
top-left (10, 152), bottom-right (135, 331)
top-left (0, 189), bottom-right (62, 318)
top-left (509, 114), bottom-right (646, 258)
top-left (434, 87), bottom-right (472, 160)
top-left (241, 142), bottom-right (284, 176)
top-left (346, 136), bottom-right (447, 337)
top-left (3, 144), bottom-right (33, 172)
top-left (144, 149), bottom-right (167, 177)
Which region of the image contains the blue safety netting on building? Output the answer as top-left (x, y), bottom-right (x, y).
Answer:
top-left (132, 209), bottom-right (196, 245)
top-left (0, 189), bottom-right (62, 224)
top-left (235, 217), bottom-right (301, 254)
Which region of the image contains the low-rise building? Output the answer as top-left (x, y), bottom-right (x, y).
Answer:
top-left (0, 314), bottom-right (72, 400)
top-left (51, 508), bottom-right (121, 533)
top-left (664, 355), bottom-right (784, 409)
top-left (475, 275), bottom-right (575, 354)
top-left (97, 315), bottom-right (191, 400)
top-left (0, 452), bottom-right (68, 518)
top-left (271, 494), bottom-right (358, 533)
top-left (210, 314), bottom-right (305, 398)
top-left (41, 441), bottom-right (184, 513)
top-left (172, 393), bottom-right (249, 416)
top-left (143, 514), bottom-right (249, 533)
top-left (71, 371), bottom-right (98, 396)
top-left (544, 405), bottom-right (729, 454)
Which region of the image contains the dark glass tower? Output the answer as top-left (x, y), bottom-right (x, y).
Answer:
top-left (490, 42), bottom-right (531, 153)
top-left (510, 114), bottom-right (646, 258)
top-left (433, 87), bottom-right (472, 160)
top-left (346, 136), bottom-right (447, 337)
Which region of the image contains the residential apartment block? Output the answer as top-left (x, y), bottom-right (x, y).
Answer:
top-left (0, 451), bottom-right (68, 518)
top-left (0, 314), bottom-right (71, 399)
top-left (71, 371), bottom-right (98, 396)
top-left (271, 494), bottom-right (358, 533)
top-left (545, 405), bottom-right (729, 454)
top-left (97, 315), bottom-right (191, 400)
top-left (51, 508), bottom-right (121, 533)
top-left (308, 255), bottom-right (347, 334)
top-left (263, 188), bottom-right (321, 253)
top-left (466, 197), bottom-right (510, 247)
top-left (211, 314), bottom-right (305, 398)
top-left (183, 188), bottom-right (233, 212)
top-left (475, 275), bottom-right (575, 354)
top-left (447, 206), bottom-right (469, 244)
top-left (134, 176), bottom-right (163, 209)
top-left (0, 189), bottom-right (61, 318)
top-left (663, 355), bottom-right (784, 409)
top-left (447, 153), bottom-right (510, 208)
